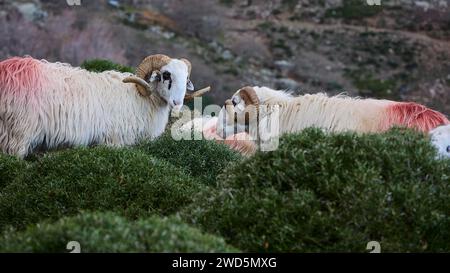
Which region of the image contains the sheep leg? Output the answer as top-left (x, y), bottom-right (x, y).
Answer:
top-left (103, 134), bottom-right (125, 147)
top-left (0, 123), bottom-right (33, 158)
top-left (0, 111), bottom-right (38, 158)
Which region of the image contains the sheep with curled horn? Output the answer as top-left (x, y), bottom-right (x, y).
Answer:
top-left (213, 86), bottom-right (449, 155)
top-left (123, 54), bottom-right (210, 101)
top-left (0, 54), bottom-right (210, 157)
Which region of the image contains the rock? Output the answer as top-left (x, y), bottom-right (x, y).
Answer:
top-left (149, 26), bottom-right (175, 39)
top-left (274, 60), bottom-right (294, 70)
top-left (221, 50), bottom-right (233, 61)
top-left (439, 1), bottom-right (448, 8)
top-left (415, 1), bottom-right (430, 11)
top-left (13, 2), bottom-right (47, 22)
top-left (108, 0), bottom-right (121, 8)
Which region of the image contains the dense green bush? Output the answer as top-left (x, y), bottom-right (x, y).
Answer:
top-left (325, 0), bottom-right (383, 20)
top-left (0, 147), bottom-right (201, 231)
top-left (81, 59), bottom-right (134, 73)
top-left (0, 154), bottom-right (27, 190)
top-left (139, 132), bottom-right (242, 185)
top-left (184, 128), bottom-right (450, 252)
top-left (0, 212), bottom-right (237, 253)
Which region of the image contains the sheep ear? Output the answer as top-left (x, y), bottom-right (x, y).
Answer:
top-left (149, 71), bottom-right (161, 83)
top-left (187, 79), bottom-right (194, 91)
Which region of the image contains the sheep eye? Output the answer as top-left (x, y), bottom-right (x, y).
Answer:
top-left (162, 71), bottom-right (171, 81)
top-left (447, 146), bottom-right (450, 153)
top-left (232, 97), bottom-right (239, 107)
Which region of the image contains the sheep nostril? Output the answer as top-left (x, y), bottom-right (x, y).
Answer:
top-left (447, 146), bottom-right (450, 153)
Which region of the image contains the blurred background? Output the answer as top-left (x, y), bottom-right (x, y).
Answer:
top-left (1, 0), bottom-right (449, 113)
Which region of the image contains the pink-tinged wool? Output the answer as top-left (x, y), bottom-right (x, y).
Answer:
top-left (0, 57), bottom-right (44, 101)
top-left (381, 102), bottom-right (450, 133)
top-left (201, 117), bottom-right (256, 156)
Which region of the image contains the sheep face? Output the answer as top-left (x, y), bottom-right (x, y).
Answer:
top-left (149, 59), bottom-right (194, 110)
top-left (123, 55), bottom-right (195, 110)
top-left (217, 86), bottom-right (260, 138)
top-left (430, 125), bottom-right (450, 158)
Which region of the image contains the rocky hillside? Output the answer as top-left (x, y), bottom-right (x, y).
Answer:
top-left (1, 0), bottom-right (450, 113)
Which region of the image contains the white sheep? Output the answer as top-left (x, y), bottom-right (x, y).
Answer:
top-left (0, 54), bottom-right (208, 157)
top-left (216, 86), bottom-right (450, 154)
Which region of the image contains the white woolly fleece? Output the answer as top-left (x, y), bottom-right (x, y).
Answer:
top-left (0, 60), bottom-right (171, 157)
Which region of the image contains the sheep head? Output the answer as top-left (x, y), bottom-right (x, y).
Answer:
top-left (430, 124), bottom-right (450, 158)
top-left (123, 54), bottom-right (210, 109)
top-left (217, 86), bottom-right (260, 138)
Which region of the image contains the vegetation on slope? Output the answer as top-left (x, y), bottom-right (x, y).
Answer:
top-left (0, 147), bottom-right (201, 230)
top-left (0, 154), bottom-right (28, 189)
top-left (81, 59), bottom-right (134, 73)
top-left (184, 128), bottom-right (450, 252)
top-left (138, 132), bottom-right (242, 185)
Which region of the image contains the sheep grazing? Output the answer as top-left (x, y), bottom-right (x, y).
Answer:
top-left (430, 125), bottom-right (450, 158)
top-left (0, 55), bottom-right (208, 158)
top-left (216, 86), bottom-right (450, 154)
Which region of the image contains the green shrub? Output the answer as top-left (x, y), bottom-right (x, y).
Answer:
top-left (325, 0), bottom-right (383, 20)
top-left (347, 71), bottom-right (398, 99)
top-left (184, 128), bottom-right (450, 252)
top-left (281, 0), bottom-right (298, 10)
top-left (219, 0), bottom-right (234, 7)
top-left (81, 59), bottom-right (134, 73)
top-left (0, 154), bottom-right (27, 190)
top-left (138, 132), bottom-right (242, 185)
top-left (0, 147), bottom-right (201, 230)
top-left (0, 212), bottom-right (237, 252)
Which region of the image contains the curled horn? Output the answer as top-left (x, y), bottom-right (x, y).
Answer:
top-left (123, 54), bottom-right (171, 96)
top-left (239, 86), bottom-right (260, 109)
top-left (184, 86), bottom-right (211, 101)
top-left (122, 77), bottom-right (152, 95)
